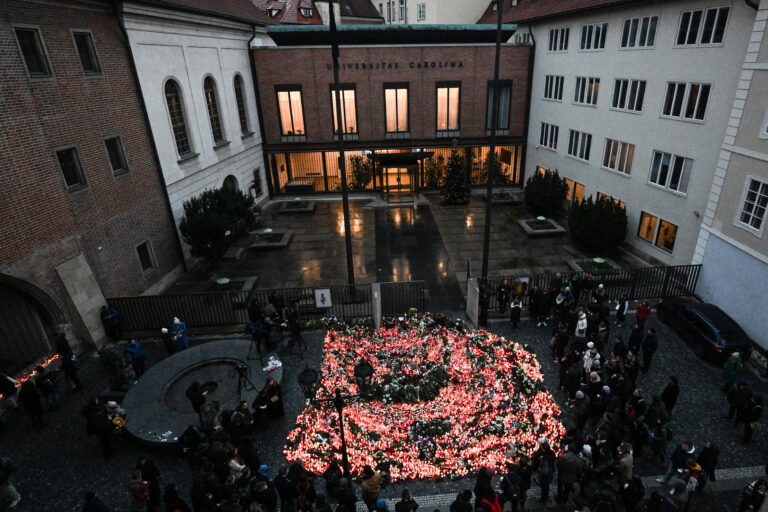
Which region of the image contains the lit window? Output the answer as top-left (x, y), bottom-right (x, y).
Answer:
top-left (73, 31), bottom-right (100, 74)
top-left (384, 84), bottom-right (408, 135)
top-left (564, 178), bottom-right (585, 203)
top-left (436, 82), bottom-right (460, 134)
top-left (677, 7), bottom-right (729, 46)
top-left (567, 130), bottom-right (592, 161)
top-left (331, 87), bottom-right (358, 137)
top-left (662, 82), bottom-right (710, 121)
top-left (621, 16), bottom-right (657, 48)
top-left (597, 192), bottom-right (625, 209)
top-left (544, 75), bottom-right (564, 101)
top-left (204, 77), bottom-right (226, 145)
top-left (277, 87), bottom-right (306, 140)
top-left (136, 241), bottom-right (156, 275)
top-left (656, 220), bottom-right (678, 252)
top-left (602, 138), bottom-right (635, 175)
top-left (548, 27), bottom-right (569, 52)
top-left (234, 75), bottom-right (250, 135)
top-left (574, 76), bottom-right (600, 105)
top-left (104, 136), bottom-right (129, 176)
top-left (580, 23), bottom-right (607, 50)
top-left (739, 178), bottom-right (768, 231)
top-left (637, 212), bottom-right (659, 243)
top-left (486, 81), bottom-right (512, 132)
top-left (649, 151), bottom-right (692, 194)
top-left (539, 122), bottom-right (558, 150)
top-left (56, 147), bottom-right (87, 191)
top-left (14, 28), bottom-right (51, 78)
top-left (165, 80), bottom-right (193, 157)
top-left (417, 3), bottom-right (425, 20)
top-left (611, 79), bottom-right (646, 112)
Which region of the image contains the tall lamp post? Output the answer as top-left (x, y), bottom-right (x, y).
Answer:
top-left (298, 358), bottom-right (374, 476)
top-left (480, 0), bottom-right (505, 326)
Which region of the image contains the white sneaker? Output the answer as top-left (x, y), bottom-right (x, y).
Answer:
top-left (655, 478), bottom-right (665, 484)
top-left (537, 322), bottom-right (542, 327)
top-left (543, 322), bottom-right (548, 327)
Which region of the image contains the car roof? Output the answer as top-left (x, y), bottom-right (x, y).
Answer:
top-left (687, 303), bottom-right (743, 332)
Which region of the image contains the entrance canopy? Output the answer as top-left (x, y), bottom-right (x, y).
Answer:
top-left (369, 151), bottom-right (433, 167)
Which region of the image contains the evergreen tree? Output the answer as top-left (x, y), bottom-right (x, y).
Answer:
top-left (568, 195), bottom-right (628, 253)
top-left (524, 170), bottom-right (569, 216)
top-left (440, 147), bottom-right (470, 205)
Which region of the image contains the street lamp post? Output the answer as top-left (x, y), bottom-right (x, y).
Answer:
top-left (298, 359), bottom-right (374, 476)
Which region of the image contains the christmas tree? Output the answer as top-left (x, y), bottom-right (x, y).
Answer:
top-left (440, 146), bottom-right (470, 205)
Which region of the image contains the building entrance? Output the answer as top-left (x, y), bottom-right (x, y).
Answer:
top-left (382, 166), bottom-right (415, 199)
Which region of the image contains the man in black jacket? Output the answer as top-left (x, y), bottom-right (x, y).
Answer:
top-left (657, 440), bottom-right (694, 484)
top-left (661, 376), bottom-right (680, 417)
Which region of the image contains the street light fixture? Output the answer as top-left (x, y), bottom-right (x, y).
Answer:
top-left (297, 361), bottom-right (375, 476)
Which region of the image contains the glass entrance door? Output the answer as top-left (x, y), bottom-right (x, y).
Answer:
top-left (383, 167), bottom-right (414, 195)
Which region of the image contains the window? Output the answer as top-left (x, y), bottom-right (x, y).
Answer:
top-left (72, 31), bottom-right (100, 74)
top-left (597, 192), bottom-right (625, 209)
top-left (602, 139), bottom-right (635, 175)
top-left (233, 75), bottom-right (250, 135)
top-left (486, 81), bottom-right (512, 132)
top-left (436, 82), bottom-right (460, 135)
top-left (14, 28), bottom-right (51, 77)
top-left (539, 122), bottom-right (558, 150)
top-left (165, 80), bottom-right (193, 158)
top-left (656, 220), bottom-right (679, 252)
top-left (378, 3), bottom-right (383, 15)
top-left (300, 7), bottom-right (312, 17)
top-left (662, 82), bottom-right (710, 121)
top-left (567, 130), bottom-right (592, 161)
top-left (649, 151), bottom-right (692, 194)
top-left (330, 86), bottom-right (358, 138)
top-left (276, 86), bottom-right (306, 140)
top-left (574, 77), bottom-right (600, 106)
top-left (621, 16), bottom-right (657, 48)
top-left (611, 79), bottom-right (646, 112)
top-left (384, 84), bottom-right (408, 135)
top-left (56, 147), bottom-right (87, 191)
top-left (580, 23), bottom-right (607, 50)
top-left (252, 168), bottom-right (264, 198)
top-left (544, 75), bottom-right (564, 101)
top-left (739, 178), bottom-right (768, 231)
top-left (104, 136), bottom-right (129, 176)
top-left (417, 3), bottom-right (425, 20)
top-left (204, 77), bottom-right (226, 145)
top-left (399, 0), bottom-right (405, 20)
top-left (677, 7), bottom-right (729, 46)
top-left (637, 212), bottom-right (659, 243)
top-left (136, 241), bottom-right (156, 275)
top-left (639, 213), bottom-right (678, 252)
top-left (564, 178), bottom-right (585, 203)
top-left (548, 27), bottom-right (569, 52)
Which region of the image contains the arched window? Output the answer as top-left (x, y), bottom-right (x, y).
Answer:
top-left (204, 77), bottom-right (225, 144)
top-left (233, 75), bottom-right (250, 134)
top-left (223, 175), bottom-right (239, 193)
top-left (164, 80), bottom-right (192, 157)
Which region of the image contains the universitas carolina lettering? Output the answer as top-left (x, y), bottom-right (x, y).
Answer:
top-left (326, 61), bottom-right (463, 71)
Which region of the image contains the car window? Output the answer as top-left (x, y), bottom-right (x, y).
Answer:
top-left (685, 309), bottom-right (716, 340)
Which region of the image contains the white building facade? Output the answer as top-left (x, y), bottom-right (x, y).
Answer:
top-left (121, 3), bottom-right (271, 258)
top-left (376, 0), bottom-right (488, 25)
top-left (517, 0), bottom-right (756, 265)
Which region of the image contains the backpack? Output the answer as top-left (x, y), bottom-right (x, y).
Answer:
top-left (481, 493), bottom-right (503, 512)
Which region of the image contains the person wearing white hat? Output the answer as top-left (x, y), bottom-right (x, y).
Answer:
top-left (161, 327), bottom-right (176, 356)
top-left (171, 317), bottom-right (189, 351)
top-left (722, 351), bottom-right (743, 391)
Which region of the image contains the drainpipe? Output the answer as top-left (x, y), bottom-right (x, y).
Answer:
top-left (249, 24), bottom-right (275, 198)
top-left (113, 0), bottom-right (187, 272)
top-left (745, 0), bottom-right (758, 10)
top-left (520, 24), bottom-right (536, 187)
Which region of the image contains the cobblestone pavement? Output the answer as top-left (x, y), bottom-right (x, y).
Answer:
top-left (0, 314), bottom-right (765, 511)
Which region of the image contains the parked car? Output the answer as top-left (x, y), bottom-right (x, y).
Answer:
top-left (657, 297), bottom-right (753, 363)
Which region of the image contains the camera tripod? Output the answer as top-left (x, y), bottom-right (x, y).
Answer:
top-left (235, 365), bottom-right (258, 404)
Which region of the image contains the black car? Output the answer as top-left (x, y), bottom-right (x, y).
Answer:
top-left (657, 297), bottom-right (753, 363)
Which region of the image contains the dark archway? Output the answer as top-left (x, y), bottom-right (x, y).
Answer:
top-left (223, 175), bottom-right (239, 193)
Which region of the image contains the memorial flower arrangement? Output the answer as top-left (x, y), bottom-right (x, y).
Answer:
top-left (285, 314), bottom-right (564, 481)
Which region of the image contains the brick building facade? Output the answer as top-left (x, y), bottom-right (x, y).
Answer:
top-left (0, 0), bottom-right (183, 371)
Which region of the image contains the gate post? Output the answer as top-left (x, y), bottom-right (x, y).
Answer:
top-left (466, 278), bottom-right (480, 328)
top-left (372, 282), bottom-right (382, 330)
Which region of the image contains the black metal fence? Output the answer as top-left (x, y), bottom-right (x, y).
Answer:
top-left (380, 280), bottom-right (428, 317)
top-left (480, 264), bottom-right (702, 312)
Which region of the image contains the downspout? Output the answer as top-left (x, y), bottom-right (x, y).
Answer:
top-left (519, 24), bottom-right (535, 187)
top-left (248, 24), bottom-right (275, 198)
top-left (113, 0), bottom-right (188, 272)
top-left (745, 0), bottom-right (759, 10)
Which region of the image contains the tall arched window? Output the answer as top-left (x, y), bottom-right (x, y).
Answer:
top-left (204, 77), bottom-right (225, 144)
top-left (165, 80), bottom-right (192, 156)
top-left (233, 75), bottom-right (250, 134)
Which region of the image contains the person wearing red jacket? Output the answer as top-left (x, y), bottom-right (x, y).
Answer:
top-left (635, 301), bottom-right (651, 327)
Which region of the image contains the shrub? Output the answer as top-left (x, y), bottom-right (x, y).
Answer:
top-left (440, 147), bottom-right (471, 205)
top-left (348, 155), bottom-right (373, 190)
top-left (568, 195), bottom-right (628, 253)
top-left (424, 155), bottom-right (446, 188)
top-left (524, 170), bottom-right (569, 216)
top-left (179, 187), bottom-right (259, 267)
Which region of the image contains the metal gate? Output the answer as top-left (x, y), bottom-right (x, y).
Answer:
top-left (0, 284), bottom-right (53, 375)
top-left (380, 280), bottom-right (428, 317)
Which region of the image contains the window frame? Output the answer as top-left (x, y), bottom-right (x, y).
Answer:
top-left (620, 15), bottom-right (658, 49)
top-left (435, 80), bottom-right (461, 136)
top-left (655, 219), bottom-right (679, 253)
top-left (233, 74), bottom-right (252, 137)
top-left (486, 80), bottom-right (513, 134)
top-left (54, 145), bottom-right (88, 192)
top-left (567, 129), bottom-right (592, 162)
top-left (13, 25), bottom-right (53, 79)
top-left (579, 22), bottom-right (608, 51)
top-left (637, 211), bottom-right (660, 244)
top-left (275, 84), bottom-right (307, 142)
top-left (135, 240), bottom-right (158, 277)
top-left (610, 78), bottom-right (646, 113)
top-left (675, 6), bottom-right (730, 47)
top-left (539, 122), bottom-right (559, 151)
top-left (602, 138), bottom-right (635, 175)
top-left (548, 27), bottom-right (570, 52)
top-left (596, 192), bottom-right (626, 209)
top-left (164, 78), bottom-right (196, 161)
top-left (70, 29), bottom-right (102, 76)
top-left (330, 83), bottom-right (359, 140)
top-left (573, 76), bottom-right (600, 106)
top-left (736, 176), bottom-right (768, 236)
top-left (399, 0), bottom-right (405, 20)
top-left (103, 135), bottom-right (130, 177)
top-left (383, 82), bottom-right (410, 137)
top-left (661, 81), bottom-right (711, 122)
top-left (203, 76), bottom-right (227, 147)
top-left (417, 3), bottom-right (425, 20)
top-left (648, 150), bottom-right (693, 196)
top-left (544, 75), bottom-right (564, 101)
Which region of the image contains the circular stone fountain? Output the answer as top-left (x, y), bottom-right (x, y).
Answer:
top-left (122, 339), bottom-right (283, 446)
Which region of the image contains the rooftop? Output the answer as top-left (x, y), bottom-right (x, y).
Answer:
top-left (477, 0), bottom-right (644, 25)
top-left (139, 0), bottom-right (273, 24)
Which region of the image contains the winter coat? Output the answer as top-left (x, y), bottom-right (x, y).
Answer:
top-left (661, 382), bottom-right (680, 412)
top-left (642, 333), bottom-right (658, 354)
top-left (555, 452), bottom-right (582, 485)
top-left (361, 471), bottom-right (382, 502)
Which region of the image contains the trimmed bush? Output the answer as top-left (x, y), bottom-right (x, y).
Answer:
top-left (424, 154), bottom-right (446, 188)
top-left (568, 195), bottom-right (628, 253)
top-left (524, 170), bottom-right (569, 216)
top-left (440, 147), bottom-right (471, 205)
top-left (348, 155), bottom-right (373, 190)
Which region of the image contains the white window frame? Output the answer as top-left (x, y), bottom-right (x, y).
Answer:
top-left (539, 122), bottom-right (559, 150)
top-left (399, 0), bottom-right (405, 20)
top-left (580, 22), bottom-right (607, 51)
top-left (648, 150), bottom-right (693, 195)
top-left (611, 78), bottom-right (646, 113)
top-left (567, 129), bottom-right (592, 161)
top-left (548, 27), bottom-right (569, 52)
top-left (661, 82), bottom-right (711, 122)
top-left (417, 3), bottom-right (425, 20)
top-left (574, 76), bottom-right (600, 106)
top-left (736, 176), bottom-right (768, 236)
top-left (620, 15), bottom-right (658, 49)
top-left (544, 75), bottom-right (564, 101)
top-left (602, 138), bottom-right (635, 175)
top-left (760, 107), bottom-right (768, 140)
top-left (676, 6), bottom-right (730, 47)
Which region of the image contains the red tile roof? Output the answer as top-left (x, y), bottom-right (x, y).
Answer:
top-left (252, 0), bottom-right (323, 24)
top-left (145, 0), bottom-right (273, 24)
top-left (478, 0), bottom-right (644, 25)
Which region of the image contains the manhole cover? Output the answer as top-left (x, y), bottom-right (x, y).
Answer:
top-left (200, 381), bottom-right (218, 394)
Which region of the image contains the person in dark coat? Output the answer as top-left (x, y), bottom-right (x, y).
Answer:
top-left (274, 465), bottom-right (297, 512)
top-left (100, 305), bottom-right (122, 340)
top-left (136, 457), bottom-right (161, 512)
top-left (473, 467), bottom-right (494, 510)
top-left (627, 324), bottom-right (644, 355)
top-left (742, 394), bottom-right (764, 443)
top-left (61, 354), bottom-right (82, 392)
top-left (254, 377), bottom-right (284, 418)
top-left (661, 376), bottom-right (680, 416)
top-left (496, 280), bottom-right (511, 313)
top-left (34, 365), bottom-right (60, 411)
top-left (335, 478), bottom-right (358, 512)
top-left (394, 488), bottom-right (419, 512)
top-left (640, 328), bottom-right (658, 373)
top-left (161, 328), bottom-right (176, 356)
top-left (697, 441), bottom-right (719, 483)
top-left (555, 448), bottom-right (581, 504)
top-left (509, 296), bottom-right (522, 329)
top-left (81, 397), bottom-right (113, 459)
top-left (531, 439), bottom-right (556, 502)
top-left (536, 288), bottom-right (553, 327)
top-left (449, 490), bottom-right (473, 512)
top-left (727, 380), bottom-right (752, 422)
top-left (657, 440), bottom-right (694, 484)
top-left (163, 483), bottom-right (191, 512)
top-left (185, 381), bottom-right (207, 425)
top-left (500, 463), bottom-right (520, 512)
top-left (253, 478), bottom-right (278, 512)
top-left (125, 339), bottom-right (146, 378)
top-left (83, 490), bottom-right (110, 512)
top-left (18, 380), bottom-right (45, 428)
top-left (515, 456), bottom-right (532, 510)
top-left (55, 333), bottom-right (73, 359)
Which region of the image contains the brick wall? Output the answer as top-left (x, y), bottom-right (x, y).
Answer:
top-left (0, 0), bottom-right (182, 326)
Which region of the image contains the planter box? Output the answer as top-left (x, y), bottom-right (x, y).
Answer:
top-left (249, 230), bottom-right (292, 250)
top-left (481, 190), bottom-right (523, 204)
top-left (516, 218), bottom-right (567, 237)
top-left (278, 200), bottom-right (316, 214)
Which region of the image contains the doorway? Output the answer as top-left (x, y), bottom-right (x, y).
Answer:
top-left (382, 166), bottom-right (415, 201)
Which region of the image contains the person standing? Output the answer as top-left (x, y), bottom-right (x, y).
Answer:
top-left (641, 328), bottom-right (658, 374)
top-left (161, 328), bottom-right (176, 356)
top-left (661, 376), bottom-right (680, 417)
top-left (536, 288), bottom-right (553, 327)
top-left (61, 353), bottom-right (83, 392)
top-left (171, 317), bottom-right (189, 351)
top-left (555, 447), bottom-right (581, 505)
top-left (136, 457), bottom-right (162, 512)
top-left (395, 488), bottom-right (419, 512)
top-left (531, 438), bottom-right (556, 503)
top-left (361, 465), bottom-right (382, 512)
top-left (125, 340), bottom-right (146, 378)
top-left (18, 380), bottom-right (45, 429)
top-left (185, 381), bottom-right (207, 426)
top-left (722, 352), bottom-right (743, 391)
top-left (128, 469), bottom-right (150, 512)
top-left (497, 280), bottom-right (511, 313)
top-left (615, 294), bottom-right (629, 327)
top-left (697, 441), bottom-right (719, 483)
top-left (81, 397), bottom-right (114, 459)
top-left (727, 380), bottom-right (752, 422)
top-left (742, 394), bottom-right (764, 443)
top-left (34, 365), bottom-right (60, 411)
top-left (254, 377), bottom-right (284, 418)
top-left (100, 305), bottom-right (122, 340)
top-left (509, 296), bottom-right (522, 329)
top-left (635, 301), bottom-right (651, 327)
top-left (274, 465), bottom-right (297, 512)
top-left (657, 440), bottom-right (695, 484)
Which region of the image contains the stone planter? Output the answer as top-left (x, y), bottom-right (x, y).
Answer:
top-left (481, 190), bottom-right (523, 205)
top-left (278, 200), bottom-right (316, 214)
top-left (249, 230), bottom-right (292, 250)
top-left (516, 218), bottom-right (567, 237)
